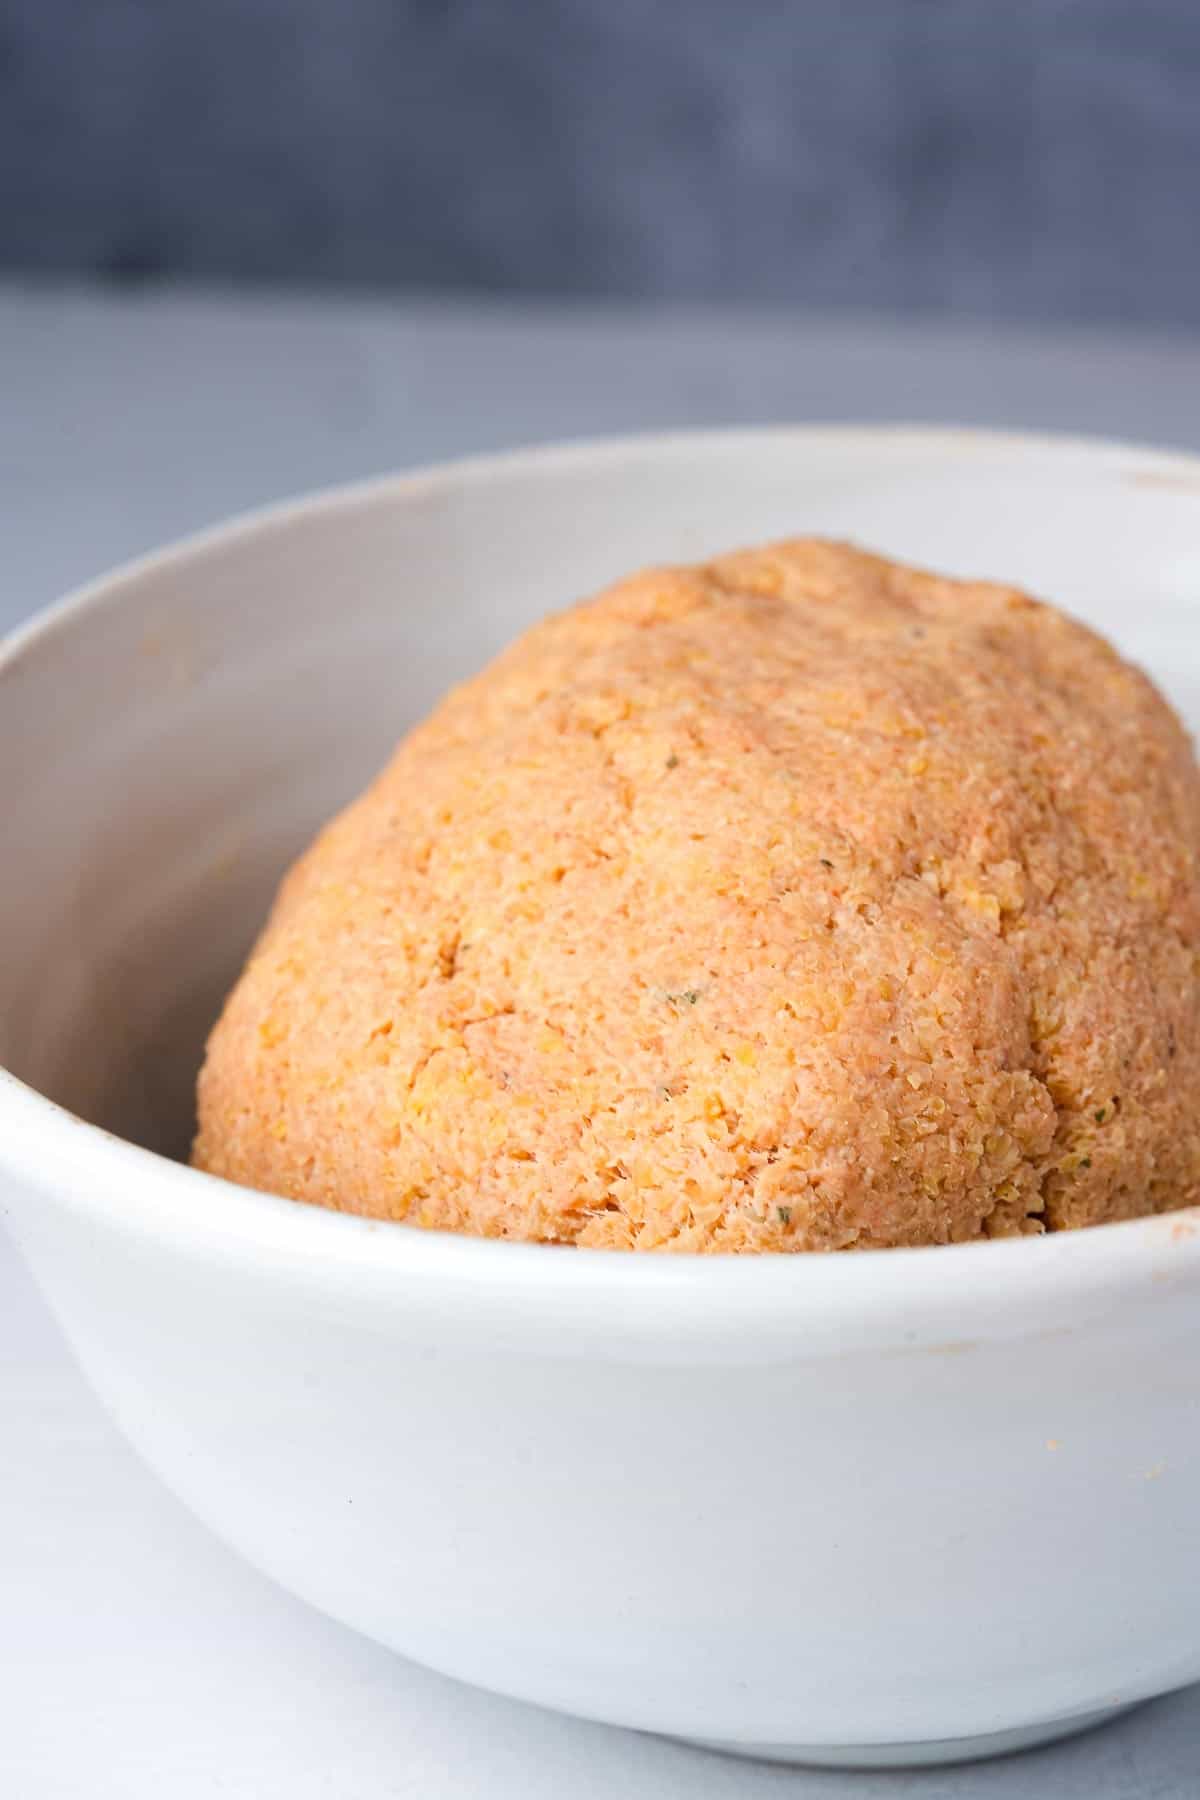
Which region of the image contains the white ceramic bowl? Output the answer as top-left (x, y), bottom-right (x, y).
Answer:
top-left (3, 428), bottom-right (1200, 1771)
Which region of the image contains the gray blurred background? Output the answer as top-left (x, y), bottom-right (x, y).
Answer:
top-left (2, 0), bottom-right (1199, 329)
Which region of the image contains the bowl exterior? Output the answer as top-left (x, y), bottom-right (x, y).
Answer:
top-left (6, 1178), bottom-right (1200, 1755)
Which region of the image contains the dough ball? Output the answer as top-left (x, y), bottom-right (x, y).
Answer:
top-left (194, 541), bottom-right (1200, 1250)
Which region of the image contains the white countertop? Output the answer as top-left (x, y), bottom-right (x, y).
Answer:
top-left (3, 281), bottom-right (1200, 1797)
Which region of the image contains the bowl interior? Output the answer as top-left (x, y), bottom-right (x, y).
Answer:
top-left (2, 428), bottom-right (1199, 1165)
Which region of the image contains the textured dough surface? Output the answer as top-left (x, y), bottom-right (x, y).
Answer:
top-left (193, 540), bottom-right (1200, 1250)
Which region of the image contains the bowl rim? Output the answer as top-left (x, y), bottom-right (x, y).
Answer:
top-left (3, 421), bottom-right (1200, 1352)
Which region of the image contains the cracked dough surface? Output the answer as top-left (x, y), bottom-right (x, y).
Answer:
top-left (193, 540), bottom-right (1200, 1250)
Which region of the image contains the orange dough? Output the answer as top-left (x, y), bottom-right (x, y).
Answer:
top-left (194, 540), bottom-right (1200, 1250)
